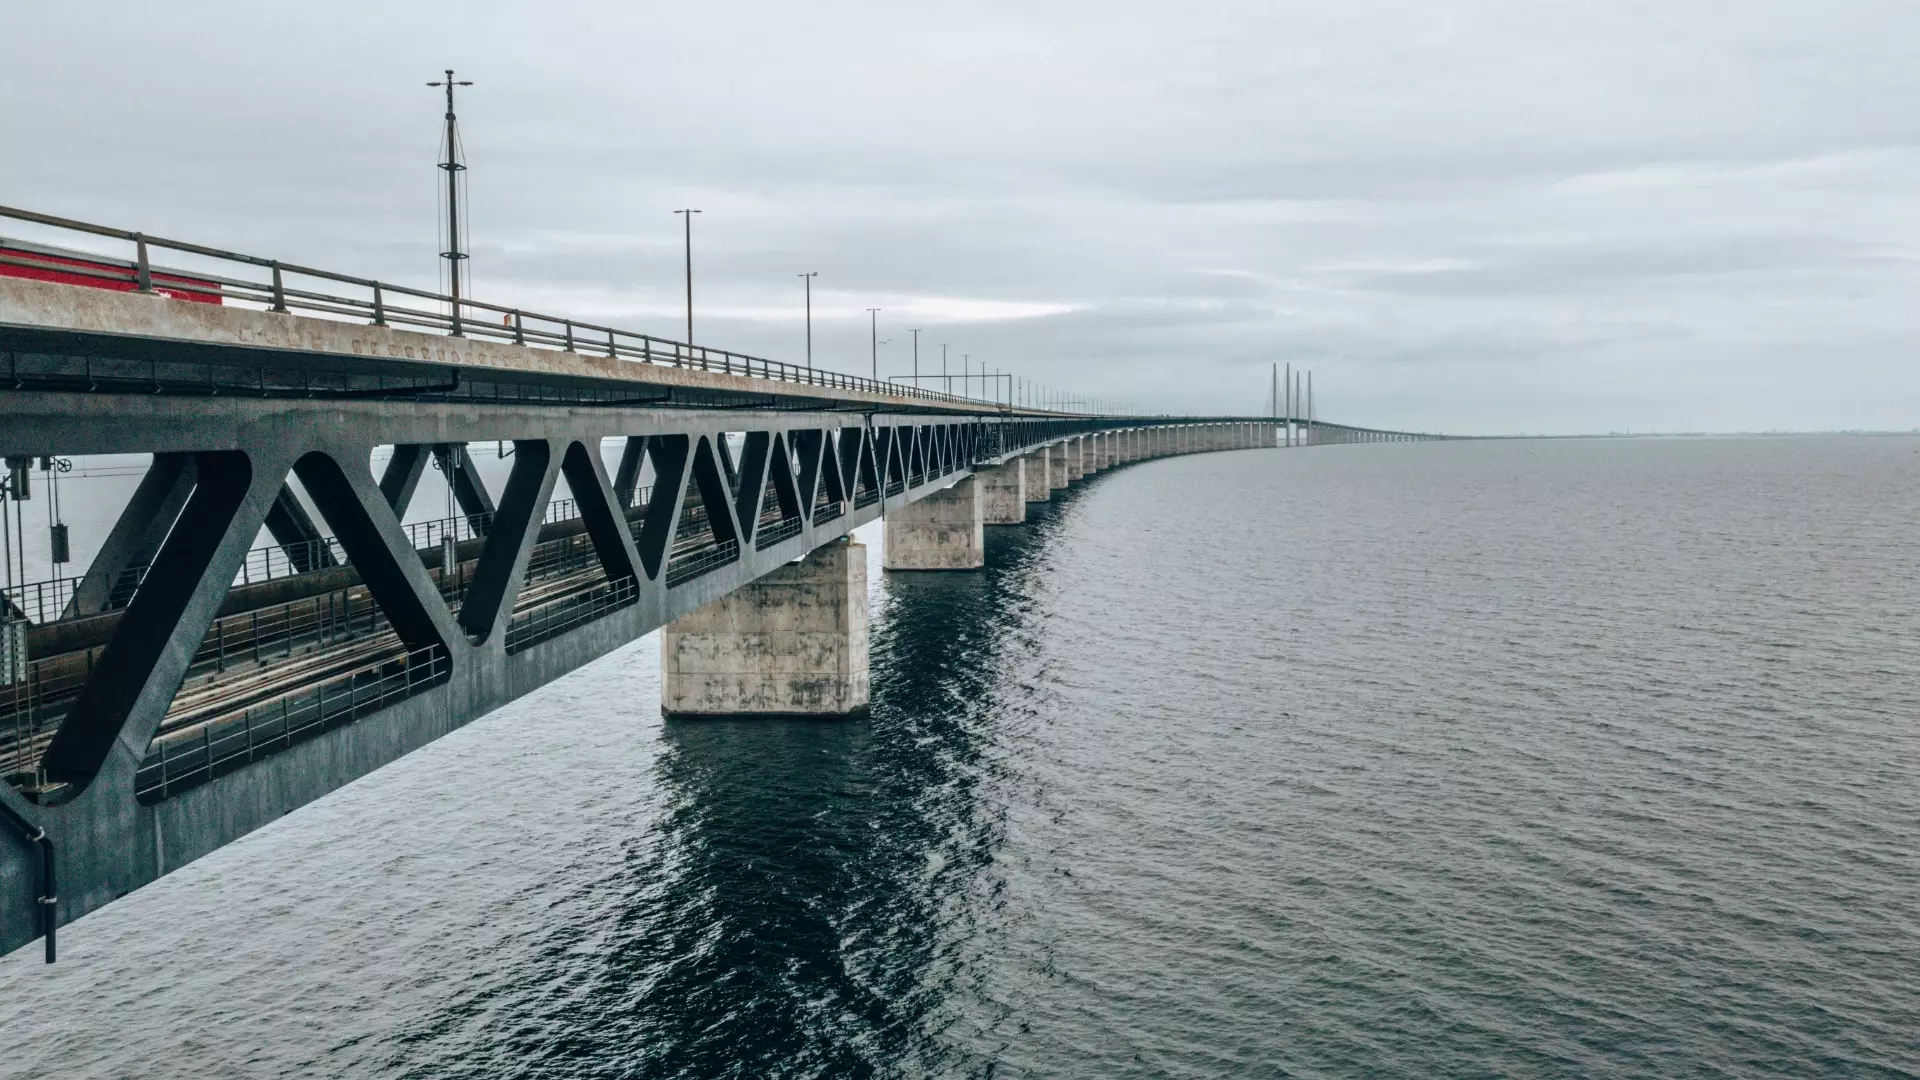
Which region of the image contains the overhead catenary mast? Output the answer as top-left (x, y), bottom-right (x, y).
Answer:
top-left (674, 209), bottom-right (701, 344)
top-left (427, 70), bottom-right (473, 337)
top-left (1285, 362), bottom-right (1293, 447)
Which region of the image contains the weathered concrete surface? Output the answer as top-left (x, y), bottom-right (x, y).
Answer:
top-left (1067, 436), bottom-right (1087, 481)
top-left (661, 539), bottom-right (870, 717)
top-left (1022, 451), bottom-right (1052, 502)
top-left (1048, 442), bottom-right (1070, 490)
top-left (883, 476), bottom-right (984, 570)
top-left (976, 460), bottom-right (1026, 524)
top-left (0, 275), bottom-right (1012, 417)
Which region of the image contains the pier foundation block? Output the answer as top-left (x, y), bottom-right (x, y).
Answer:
top-left (661, 538), bottom-right (870, 718)
top-left (1048, 443), bottom-right (1070, 490)
top-left (883, 476), bottom-right (984, 570)
top-left (976, 460), bottom-right (1026, 524)
top-left (1021, 451), bottom-right (1052, 502)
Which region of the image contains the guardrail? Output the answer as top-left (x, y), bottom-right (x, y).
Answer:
top-left (504, 577), bottom-right (637, 654)
top-left (0, 205), bottom-right (1005, 410)
top-left (665, 539), bottom-right (739, 587)
top-left (134, 645), bottom-right (451, 803)
top-left (754, 517), bottom-right (802, 550)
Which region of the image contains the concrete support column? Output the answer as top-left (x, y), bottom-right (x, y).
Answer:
top-left (1048, 443), bottom-right (1070, 490)
top-left (1067, 437), bottom-right (1087, 481)
top-left (975, 460), bottom-right (1026, 525)
top-left (661, 538), bottom-right (870, 718)
top-left (884, 475), bottom-right (984, 570)
top-left (1022, 450), bottom-right (1052, 502)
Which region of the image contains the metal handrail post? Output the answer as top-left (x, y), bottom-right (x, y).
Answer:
top-left (133, 235), bottom-right (153, 293)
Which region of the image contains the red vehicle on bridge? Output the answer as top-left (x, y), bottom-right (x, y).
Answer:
top-left (0, 237), bottom-right (222, 304)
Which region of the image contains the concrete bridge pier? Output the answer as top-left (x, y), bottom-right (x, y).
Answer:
top-left (1022, 450), bottom-right (1052, 503)
top-left (662, 538), bottom-right (871, 719)
top-left (884, 476), bottom-right (985, 570)
top-left (1048, 442), bottom-right (1070, 491)
top-left (976, 459), bottom-right (1026, 524)
top-left (1067, 437), bottom-right (1087, 482)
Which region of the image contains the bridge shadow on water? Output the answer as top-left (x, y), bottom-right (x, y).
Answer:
top-left (428, 504), bottom-right (1082, 1079)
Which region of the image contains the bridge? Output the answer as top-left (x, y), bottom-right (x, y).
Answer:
top-left (0, 207), bottom-right (1442, 961)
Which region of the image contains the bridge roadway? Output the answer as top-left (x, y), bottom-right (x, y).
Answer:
top-left (0, 235), bottom-right (1438, 961)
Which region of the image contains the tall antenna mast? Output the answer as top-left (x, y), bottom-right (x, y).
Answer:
top-left (427, 69), bottom-right (473, 336)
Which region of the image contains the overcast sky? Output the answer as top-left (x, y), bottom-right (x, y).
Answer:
top-left (4, 1), bottom-right (1916, 433)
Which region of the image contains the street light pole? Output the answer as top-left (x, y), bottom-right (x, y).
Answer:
top-left (911, 328), bottom-right (921, 388)
top-left (674, 209), bottom-right (701, 343)
top-left (426, 70), bottom-right (473, 336)
top-left (798, 272), bottom-right (817, 372)
top-left (867, 308), bottom-right (881, 380)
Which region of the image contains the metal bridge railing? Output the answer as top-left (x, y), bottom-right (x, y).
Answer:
top-left (0, 205), bottom-right (1005, 410)
top-left (504, 577), bottom-right (637, 655)
top-left (754, 517), bottom-right (802, 550)
top-left (665, 539), bottom-right (739, 587)
top-left (134, 645), bottom-right (451, 804)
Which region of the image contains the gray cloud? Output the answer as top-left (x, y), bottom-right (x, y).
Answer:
top-left (3, 0), bottom-right (1917, 432)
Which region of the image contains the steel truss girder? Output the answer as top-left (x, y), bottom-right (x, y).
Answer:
top-left (0, 390), bottom-right (1288, 960)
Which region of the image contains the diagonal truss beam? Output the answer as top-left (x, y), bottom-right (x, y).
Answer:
top-left (40, 451), bottom-right (272, 796)
top-left (560, 440), bottom-right (642, 583)
top-left (457, 441), bottom-right (559, 643)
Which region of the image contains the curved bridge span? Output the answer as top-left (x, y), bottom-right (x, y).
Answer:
top-left (0, 212), bottom-right (1440, 960)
